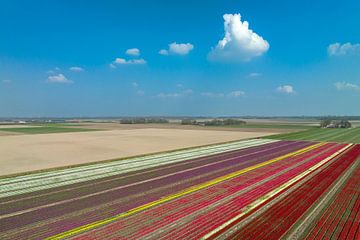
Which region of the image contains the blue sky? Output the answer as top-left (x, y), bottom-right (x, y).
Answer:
top-left (1, 0), bottom-right (360, 117)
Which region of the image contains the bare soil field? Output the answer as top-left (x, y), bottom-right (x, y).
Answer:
top-left (0, 128), bottom-right (278, 176)
top-left (66, 122), bottom-right (298, 133)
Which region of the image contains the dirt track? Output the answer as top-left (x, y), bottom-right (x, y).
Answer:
top-left (0, 128), bottom-right (276, 176)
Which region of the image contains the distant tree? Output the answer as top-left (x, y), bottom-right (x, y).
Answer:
top-left (320, 119), bottom-right (332, 128)
top-left (320, 119), bottom-right (351, 128)
top-left (120, 118), bottom-right (169, 124)
top-left (181, 119), bottom-right (198, 125)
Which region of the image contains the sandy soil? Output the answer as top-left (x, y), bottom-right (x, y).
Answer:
top-left (66, 122), bottom-right (297, 133)
top-left (0, 128), bottom-right (277, 176)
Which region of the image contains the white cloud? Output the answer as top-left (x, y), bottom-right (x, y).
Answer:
top-left (159, 49), bottom-right (169, 55)
top-left (201, 90), bottom-right (245, 98)
top-left (169, 42), bottom-right (194, 55)
top-left (159, 42), bottom-right (194, 56)
top-left (156, 89), bottom-right (193, 98)
top-left (328, 42), bottom-right (360, 56)
top-left (228, 90), bottom-right (245, 98)
top-left (277, 85), bottom-right (295, 94)
top-left (209, 13), bottom-right (269, 62)
top-left (47, 67), bottom-right (61, 74)
top-left (157, 93), bottom-right (181, 98)
top-left (2, 79), bottom-right (11, 84)
top-left (69, 66), bottom-right (84, 72)
top-left (334, 82), bottom-right (360, 91)
top-left (111, 57), bottom-right (146, 67)
top-left (247, 72), bottom-right (262, 78)
top-left (47, 74), bottom-right (72, 84)
top-left (126, 48), bottom-right (140, 56)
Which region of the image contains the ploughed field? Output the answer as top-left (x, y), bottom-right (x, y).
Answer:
top-left (0, 138), bottom-right (360, 239)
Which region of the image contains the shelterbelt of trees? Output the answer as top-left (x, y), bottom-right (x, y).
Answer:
top-left (181, 118), bottom-right (246, 126)
top-left (120, 118), bottom-right (169, 124)
top-left (320, 119), bottom-right (352, 128)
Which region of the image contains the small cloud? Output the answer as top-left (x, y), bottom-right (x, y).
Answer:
top-left (228, 90), bottom-right (245, 98)
top-left (169, 42), bottom-right (194, 55)
top-left (160, 42), bottom-right (194, 56)
top-left (209, 13), bottom-right (269, 62)
top-left (247, 72), bottom-right (262, 78)
top-left (176, 84), bottom-right (183, 88)
top-left (277, 85), bottom-right (295, 94)
top-left (159, 49), bottom-right (169, 55)
top-left (156, 89), bottom-right (193, 98)
top-left (201, 90), bottom-right (245, 98)
top-left (126, 48), bottom-right (140, 56)
top-left (334, 82), bottom-right (360, 91)
top-left (328, 42), bottom-right (360, 56)
top-left (47, 67), bottom-right (61, 74)
top-left (2, 79), bottom-right (11, 84)
top-left (111, 57), bottom-right (147, 68)
top-left (69, 66), bottom-right (84, 72)
top-left (47, 74), bottom-right (72, 84)
top-left (132, 82), bottom-right (139, 88)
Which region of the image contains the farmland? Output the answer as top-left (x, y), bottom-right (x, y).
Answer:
top-left (0, 128), bottom-right (275, 176)
top-left (265, 127), bottom-right (360, 144)
top-left (0, 136), bottom-right (359, 239)
top-left (0, 122), bottom-right (99, 135)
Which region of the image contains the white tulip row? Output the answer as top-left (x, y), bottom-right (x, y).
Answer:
top-left (0, 138), bottom-right (277, 198)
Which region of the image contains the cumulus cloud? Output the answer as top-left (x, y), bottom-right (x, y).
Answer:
top-left (111, 57), bottom-right (146, 68)
top-left (47, 74), bottom-right (72, 84)
top-left (209, 14), bottom-right (269, 62)
top-left (69, 66), bottom-right (84, 72)
top-left (159, 49), bottom-right (169, 55)
top-left (328, 42), bottom-right (360, 56)
top-left (126, 48), bottom-right (140, 56)
top-left (277, 85), bottom-right (295, 94)
top-left (159, 42), bottom-right (194, 56)
top-left (334, 82), bottom-right (360, 91)
top-left (201, 90), bottom-right (245, 98)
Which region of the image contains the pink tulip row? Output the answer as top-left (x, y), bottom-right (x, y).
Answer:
top-left (74, 142), bottom-right (343, 239)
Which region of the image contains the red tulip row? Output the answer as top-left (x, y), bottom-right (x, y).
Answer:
top-left (163, 143), bottom-right (347, 240)
top-left (74, 143), bottom-right (343, 239)
top-left (1, 140), bottom-right (308, 239)
top-left (303, 145), bottom-right (360, 239)
top-left (222, 144), bottom-right (360, 240)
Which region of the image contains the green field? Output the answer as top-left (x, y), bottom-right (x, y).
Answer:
top-left (224, 123), bottom-right (317, 130)
top-left (0, 126), bottom-right (97, 134)
top-left (265, 127), bottom-right (360, 144)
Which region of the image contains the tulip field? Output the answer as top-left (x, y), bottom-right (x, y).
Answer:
top-left (0, 137), bottom-right (359, 239)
